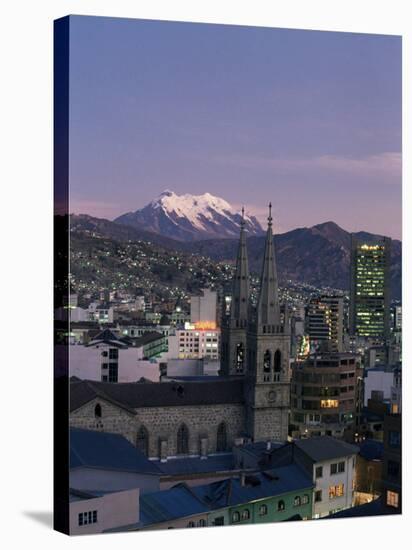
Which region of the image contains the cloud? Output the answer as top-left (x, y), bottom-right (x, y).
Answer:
top-left (215, 151), bottom-right (402, 183)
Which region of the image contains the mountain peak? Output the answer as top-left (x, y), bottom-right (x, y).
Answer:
top-left (115, 190), bottom-right (264, 241)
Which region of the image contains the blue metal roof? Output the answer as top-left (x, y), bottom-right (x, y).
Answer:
top-left (140, 484), bottom-right (208, 526)
top-left (193, 464), bottom-right (313, 509)
top-left (153, 453), bottom-right (235, 475)
top-left (140, 464), bottom-right (314, 526)
top-left (70, 428), bottom-right (161, 475)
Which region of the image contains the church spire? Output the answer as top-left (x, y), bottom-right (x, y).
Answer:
top-left (256, 203), bottom-right (280, 329)
top-left (230, 207), bottom-right (249, 324)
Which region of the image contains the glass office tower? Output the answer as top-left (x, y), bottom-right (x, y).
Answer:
top-left (349, 236), bottom-right (391, 341)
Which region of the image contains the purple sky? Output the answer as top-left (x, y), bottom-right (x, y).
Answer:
top-left (68, 16), bottom-right (402, 239)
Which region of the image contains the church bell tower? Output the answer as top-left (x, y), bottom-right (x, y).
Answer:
top-left (220, 208), bottom-right (249, 376)
top-left (245, 204), bottom-right (290, 442)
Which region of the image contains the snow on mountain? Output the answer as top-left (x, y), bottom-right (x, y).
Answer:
top-left (114, 190), bottom-right (264, 241)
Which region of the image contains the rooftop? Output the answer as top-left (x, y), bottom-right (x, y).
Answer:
top-left (70, 427), bottom-right (161, 475)
top-left (140, 464), bottom-right (313, 526)
top-left (70, 377), bottom-right (245, 412)
top-left (294, 436), bottom-right (359, 462)
top-left (153, 453), bottom-right (236, 476)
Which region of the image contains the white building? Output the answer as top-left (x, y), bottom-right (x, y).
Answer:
top-left (190, 288), bottom-right (217, 324)
top-left (70, 488), bottom-right (140, 535)
top-left (293, 437), bottom-right (358, 518)
top-left (69, 329), bottom-right (168, 382)
top-left (175, 326), bottom-right (220, 361)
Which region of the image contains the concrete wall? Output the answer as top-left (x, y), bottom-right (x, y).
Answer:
top-left (364, 370), bottom-right (394, 406)
top-left (70, 467), bottom-right (159, 495)
top-left (311, 454), bottom-right (356, 518)
top-left (70, 488), bottom-right (139, 535)
top-left (69, 344), bottom-right (160, 382)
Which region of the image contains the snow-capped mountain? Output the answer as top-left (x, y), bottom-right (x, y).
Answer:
top-left (114, 190), bottom-right (264, 241)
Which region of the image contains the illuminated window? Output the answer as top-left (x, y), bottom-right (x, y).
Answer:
top-left (386, 490), bottom-right (399, 508)
top-left (329, 484), bottom-right (344, 499)
top-left (277, 500), bottom-right (285, 511)
top-left (294, 496), bottom-right (301, 507)
top-left (259, 504), bottom-right (268, 516)
top-left (241, 509), bottom-right (250, 520)
top-left (321, 399), bottom-right (339, 408)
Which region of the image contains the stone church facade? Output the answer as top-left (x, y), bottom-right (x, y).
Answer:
top-left (70, 205), bottom-right (291, 459)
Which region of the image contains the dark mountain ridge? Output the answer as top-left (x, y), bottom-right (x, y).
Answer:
top-left (69, 214), bottom-right (401, 299)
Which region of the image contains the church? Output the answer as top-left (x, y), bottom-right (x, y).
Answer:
top-left (69, 205), bottom-right (291, 459)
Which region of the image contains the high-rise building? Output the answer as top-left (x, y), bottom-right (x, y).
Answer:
top-left (290, 352), bottom-right (362, 439)
top-left (306, 295), bottom-right (344, 353)
top-left (349, 236), bottom-right (391, 341)
top-left (190, 288), bottom-right (217, 327)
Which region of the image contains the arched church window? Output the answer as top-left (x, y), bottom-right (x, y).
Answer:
top-left (216, 422), bottom-right (227, 452)
top-left (177, 424), bottom-right (189, 455)
top-left (277, 500), bottom-right (285, 512)
top-left (136, 425), bottom-right (149, 456)
top-left (94, 404), bottom-right (102, 418)
top-left (263, 350), bottom-right (271, 372)
top-left (274, 350), bottom-right (281, 372)
top-left (236, 343), bottom-right (244, 372)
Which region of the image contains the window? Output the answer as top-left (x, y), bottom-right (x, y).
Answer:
top-left (108, 363), bottom-right (118, 383)
top-left (315, 490), bottom-right (322, 502)
top-left (263, 350), bottom-right (271, 381)
top-left (329, 484), bottom-right (344, 499)
top-left (388, 430), bottom-right (401, 448)
top-left (216, 422), bottom-right (227, 452)
top-left (109, 348), bottom-right (118, 360)
top-left (198, 519), bottom-right (206, 527)
top-left (274, 349), bottom-right (281, 372)
top-left (136, 425), bottom-right (149, 456)
top-left (94, 404), bottom-right (102, 418)
top-left (277, 500), bottom-right (285, 511)
top-left (386, 490), bottom-right (399, 508)
top-left (241, 509), bottom-right (250, 520)
top-left (236, 343), bottom-right (244, 372)
top-left (259, 504), bottom-right (268, 516)
top-left (338, 461), bottom-right (345, 473)
top-left (187, 521), bottom-right (195, 528)
top-left (320, 399), bottom-right (339, 408)
top-left (213, 517), bottom-right (225, 526)
top-left (315, 466), bottom-right (323, 478)
top-left (177, 424), bottom-right (189, 455)
top-left (330, 463), bottom-right (338, 475)
top-left (78, 510), bottom-right (97, 526)
top-left (232, 511), bottom-right (240, 523)
top-left (294, 496), bottom-right (301, 507)
top-left (302, 494), bottom-right (310, 505)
